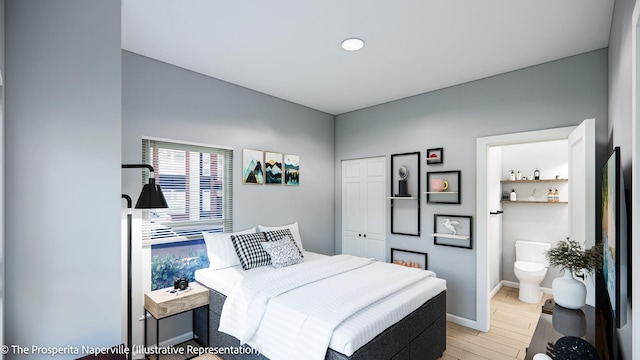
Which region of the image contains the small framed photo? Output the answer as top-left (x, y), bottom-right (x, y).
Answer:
top-left (432, 214), bottom-right (473, 249)
top-left (391, 248), bottom-right (428, 269)
top-left (284, 154), bottom-right (300, 186)
top-left (265, 151), bottom-right (283, 184)
top-left (242, 148), bottom-right (264, 184)
top-left (426, 148), bottom-right (443, 164)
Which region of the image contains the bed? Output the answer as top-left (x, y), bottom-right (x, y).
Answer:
top-left (192, 225), bottom-right (447, 360)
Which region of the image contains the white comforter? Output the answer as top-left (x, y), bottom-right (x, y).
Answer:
top-left (218, 254), bottom-right (436, 360)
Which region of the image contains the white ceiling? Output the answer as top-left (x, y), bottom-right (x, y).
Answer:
top-left (121, 0), bottom-right (614, 115)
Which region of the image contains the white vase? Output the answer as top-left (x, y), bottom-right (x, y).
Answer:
top-left (552, 269), bottom-right (586, 309)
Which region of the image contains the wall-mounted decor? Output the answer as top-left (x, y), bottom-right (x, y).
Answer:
top-left (389, 152), bottom-right (420, 236)
top-left (426, 170), bottom-right (460, 204)
top-left (391, 248), bottom-right (428, 269)
top-left (265, 151), bottom-right (283, 184)
top-left (432, 214), bottom-right (473, 249)
top-left (242, 148), bottom-right (264, 184)
top-left (426, 148), bottom-right (443, 164)
top-left (284, 154), bottom-right (300, 185)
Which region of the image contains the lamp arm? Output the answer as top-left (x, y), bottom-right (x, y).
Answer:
top-left (122, 164), bottom-right (156, 177)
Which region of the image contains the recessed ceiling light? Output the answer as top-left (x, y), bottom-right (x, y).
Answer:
top-left (341, 38), bottom-right (364, 51)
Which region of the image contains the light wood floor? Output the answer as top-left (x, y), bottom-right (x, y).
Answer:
top-left (440, 286), bottom-right (552, 360)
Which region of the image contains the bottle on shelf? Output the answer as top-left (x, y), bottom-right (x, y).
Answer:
top-left (509, 170), bottom-right (515, 181)
top-left (534, 168), bottom-right (540, 180)
top-left (547, 189), bottom-right (554, 202)
top-left (553, 189), bottom-right (559, 202)
top-left (516, 171), bottom-right (522, 180)
top-left (510, 189), bottom-right (517, 201)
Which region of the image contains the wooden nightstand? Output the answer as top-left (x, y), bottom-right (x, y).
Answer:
top-left (144, 282), bottom-right (209, 360)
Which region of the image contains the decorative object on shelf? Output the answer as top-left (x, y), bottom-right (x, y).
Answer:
top-left (516, 171), bottom-right (522, 180)
top-left (390, 152), bottom-right (420, 236)
top-left (502, 191), bottom-right (509, 200)
top-left (433, 214), bottom-right (472, 249)
top-left (534, 168), bottom-right (540, 180)
top-left (396, 165), bottom-right (410, 196)
top-left (529, 189), bottom-right (536, 201)
top-left (548, 189), bottom-right (554, 202)
top-left (242, 148), bottom-right (265, 184)
top-left (265, 151), bottom-right (283, 184)
top-left (426, 170), bottom-right (461, 204)
top-left (545, 238), bottom-right (603, 309)
top-left (391, 248), bottom-right (427, 269)
top-left (430, 178), bottom-right (448, 192)
top-left (509, 170), bottom-right (516, 181)
top-left (510, 189), bottom-right (517, 201)
top-left (284, 154), bottom-right (300, 185)
top-left (426, 147), bottom-right (443, 164)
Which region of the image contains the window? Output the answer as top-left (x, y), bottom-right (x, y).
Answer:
top-left (142, 138), bottom-right (232, 289)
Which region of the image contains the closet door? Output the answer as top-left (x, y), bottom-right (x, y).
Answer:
top-left (342, 157), bottom-right (386, 260)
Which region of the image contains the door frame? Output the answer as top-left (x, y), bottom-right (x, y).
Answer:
top-left (476, 125), bottom-right (578, 332)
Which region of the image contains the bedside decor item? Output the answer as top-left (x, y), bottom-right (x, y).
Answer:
top-left (242, 148), bottom-right (265, 184)
top-left (284, 154), bottom-right (300, 185)
top-left (121, 164), bottom-right (168, 354)
top-left (265, 151), bottom-right (283, 184)
top-left (426, 148), bottom-right (443, 164)
top-left (545, 238), bottom-right (603, 309)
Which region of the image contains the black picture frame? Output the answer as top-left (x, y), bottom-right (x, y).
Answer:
top-left (390, 152), bottom-right (420, 236)
top-left (426, 170), bottom-right (461, 204)
top-left (433, 214), bottom-right (473, 249)
top-left (426, 148), bottom-right (443, 164)
top-left (391, 248), bottom-right (428, 270)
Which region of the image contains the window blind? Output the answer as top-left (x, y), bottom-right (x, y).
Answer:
top-left (141, 138), bottom-right (233, 244)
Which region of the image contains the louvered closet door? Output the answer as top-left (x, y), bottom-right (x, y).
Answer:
top-left (342, 157), bottom-right (386, 261)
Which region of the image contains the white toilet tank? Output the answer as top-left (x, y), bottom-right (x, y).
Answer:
top-left (515, 240), bottom-right (551, 266)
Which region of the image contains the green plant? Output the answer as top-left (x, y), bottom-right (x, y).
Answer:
top-left (151, 249), bottom-right (210, 290)
top-left (545, 237), bottom-right (603, 277)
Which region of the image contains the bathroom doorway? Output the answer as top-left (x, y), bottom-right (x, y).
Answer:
top-left (475, 119), bottom-right (595, 332)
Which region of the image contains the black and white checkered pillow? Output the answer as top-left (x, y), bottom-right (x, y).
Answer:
top-left (261, 236), bottom-right (303, 268)
top-left (231, 232), bottom-right (270, 270)
top-left (263, 229), bottom-right (303, 257)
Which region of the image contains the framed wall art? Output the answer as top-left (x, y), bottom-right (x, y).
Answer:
top-left (242, 148), bottom-right (264, 184)
top-left (265, 151), bottom-right (283, 184)
top-left (389, 152), bottom-right (420, 236)
top-left (432, 214), bottom-right (473, 249)
top-left (284, 154), bottom-right (300, 185)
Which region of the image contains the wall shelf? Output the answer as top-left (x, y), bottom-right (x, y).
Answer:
top-left (387, 196), bottom-right (418, 200)
top-left (431, 233), bottom-right (470, 240)
top-left (500, 178), bottom-right (568, 183)
top-left (424, 191), bottom-right (459, 194)
top-left (501, 200), bottom-right (568, 204)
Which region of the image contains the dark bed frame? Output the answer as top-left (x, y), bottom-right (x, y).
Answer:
top-left (194, 288), bottom-right (446, 360)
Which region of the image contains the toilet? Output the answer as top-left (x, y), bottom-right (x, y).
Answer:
top-left (514, 240), bottom-right (551, 303)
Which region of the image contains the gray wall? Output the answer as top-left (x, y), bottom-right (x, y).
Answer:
top-left (122, 50), bottom-right (335, 343)
top-left (335, 49), bottom-right (608, 320)
top-left (122, 51), bottom-right (335, 253)
top-left (4, 1), bottom-right (122, 358)
top-left (0, 0), bottom-right (5, 348)
top-left (607, 0), bottom-right (635, 357)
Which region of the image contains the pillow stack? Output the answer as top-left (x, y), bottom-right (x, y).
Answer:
top-left (203, 222), bottom-right (305, 271)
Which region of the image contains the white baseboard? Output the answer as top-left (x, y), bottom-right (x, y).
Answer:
top-left (446, 313), bottom-right (482, 330)
top-left (498, 280), bottom-right (553, 295)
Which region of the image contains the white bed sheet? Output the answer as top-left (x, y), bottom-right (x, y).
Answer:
top-left (195, 252), bottom-right (446, 358)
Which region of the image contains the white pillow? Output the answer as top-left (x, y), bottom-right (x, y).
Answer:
top-left (202, 227), bottom-right (256, 270)
top-left (258, 222), bottom-right (304, 251)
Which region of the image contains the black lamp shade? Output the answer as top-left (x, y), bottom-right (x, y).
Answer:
top-left (135, 178), bottom-right (169, 209)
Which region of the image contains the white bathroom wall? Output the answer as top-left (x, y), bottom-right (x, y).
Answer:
top-left (501, 140), bottom-right (569, 288)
